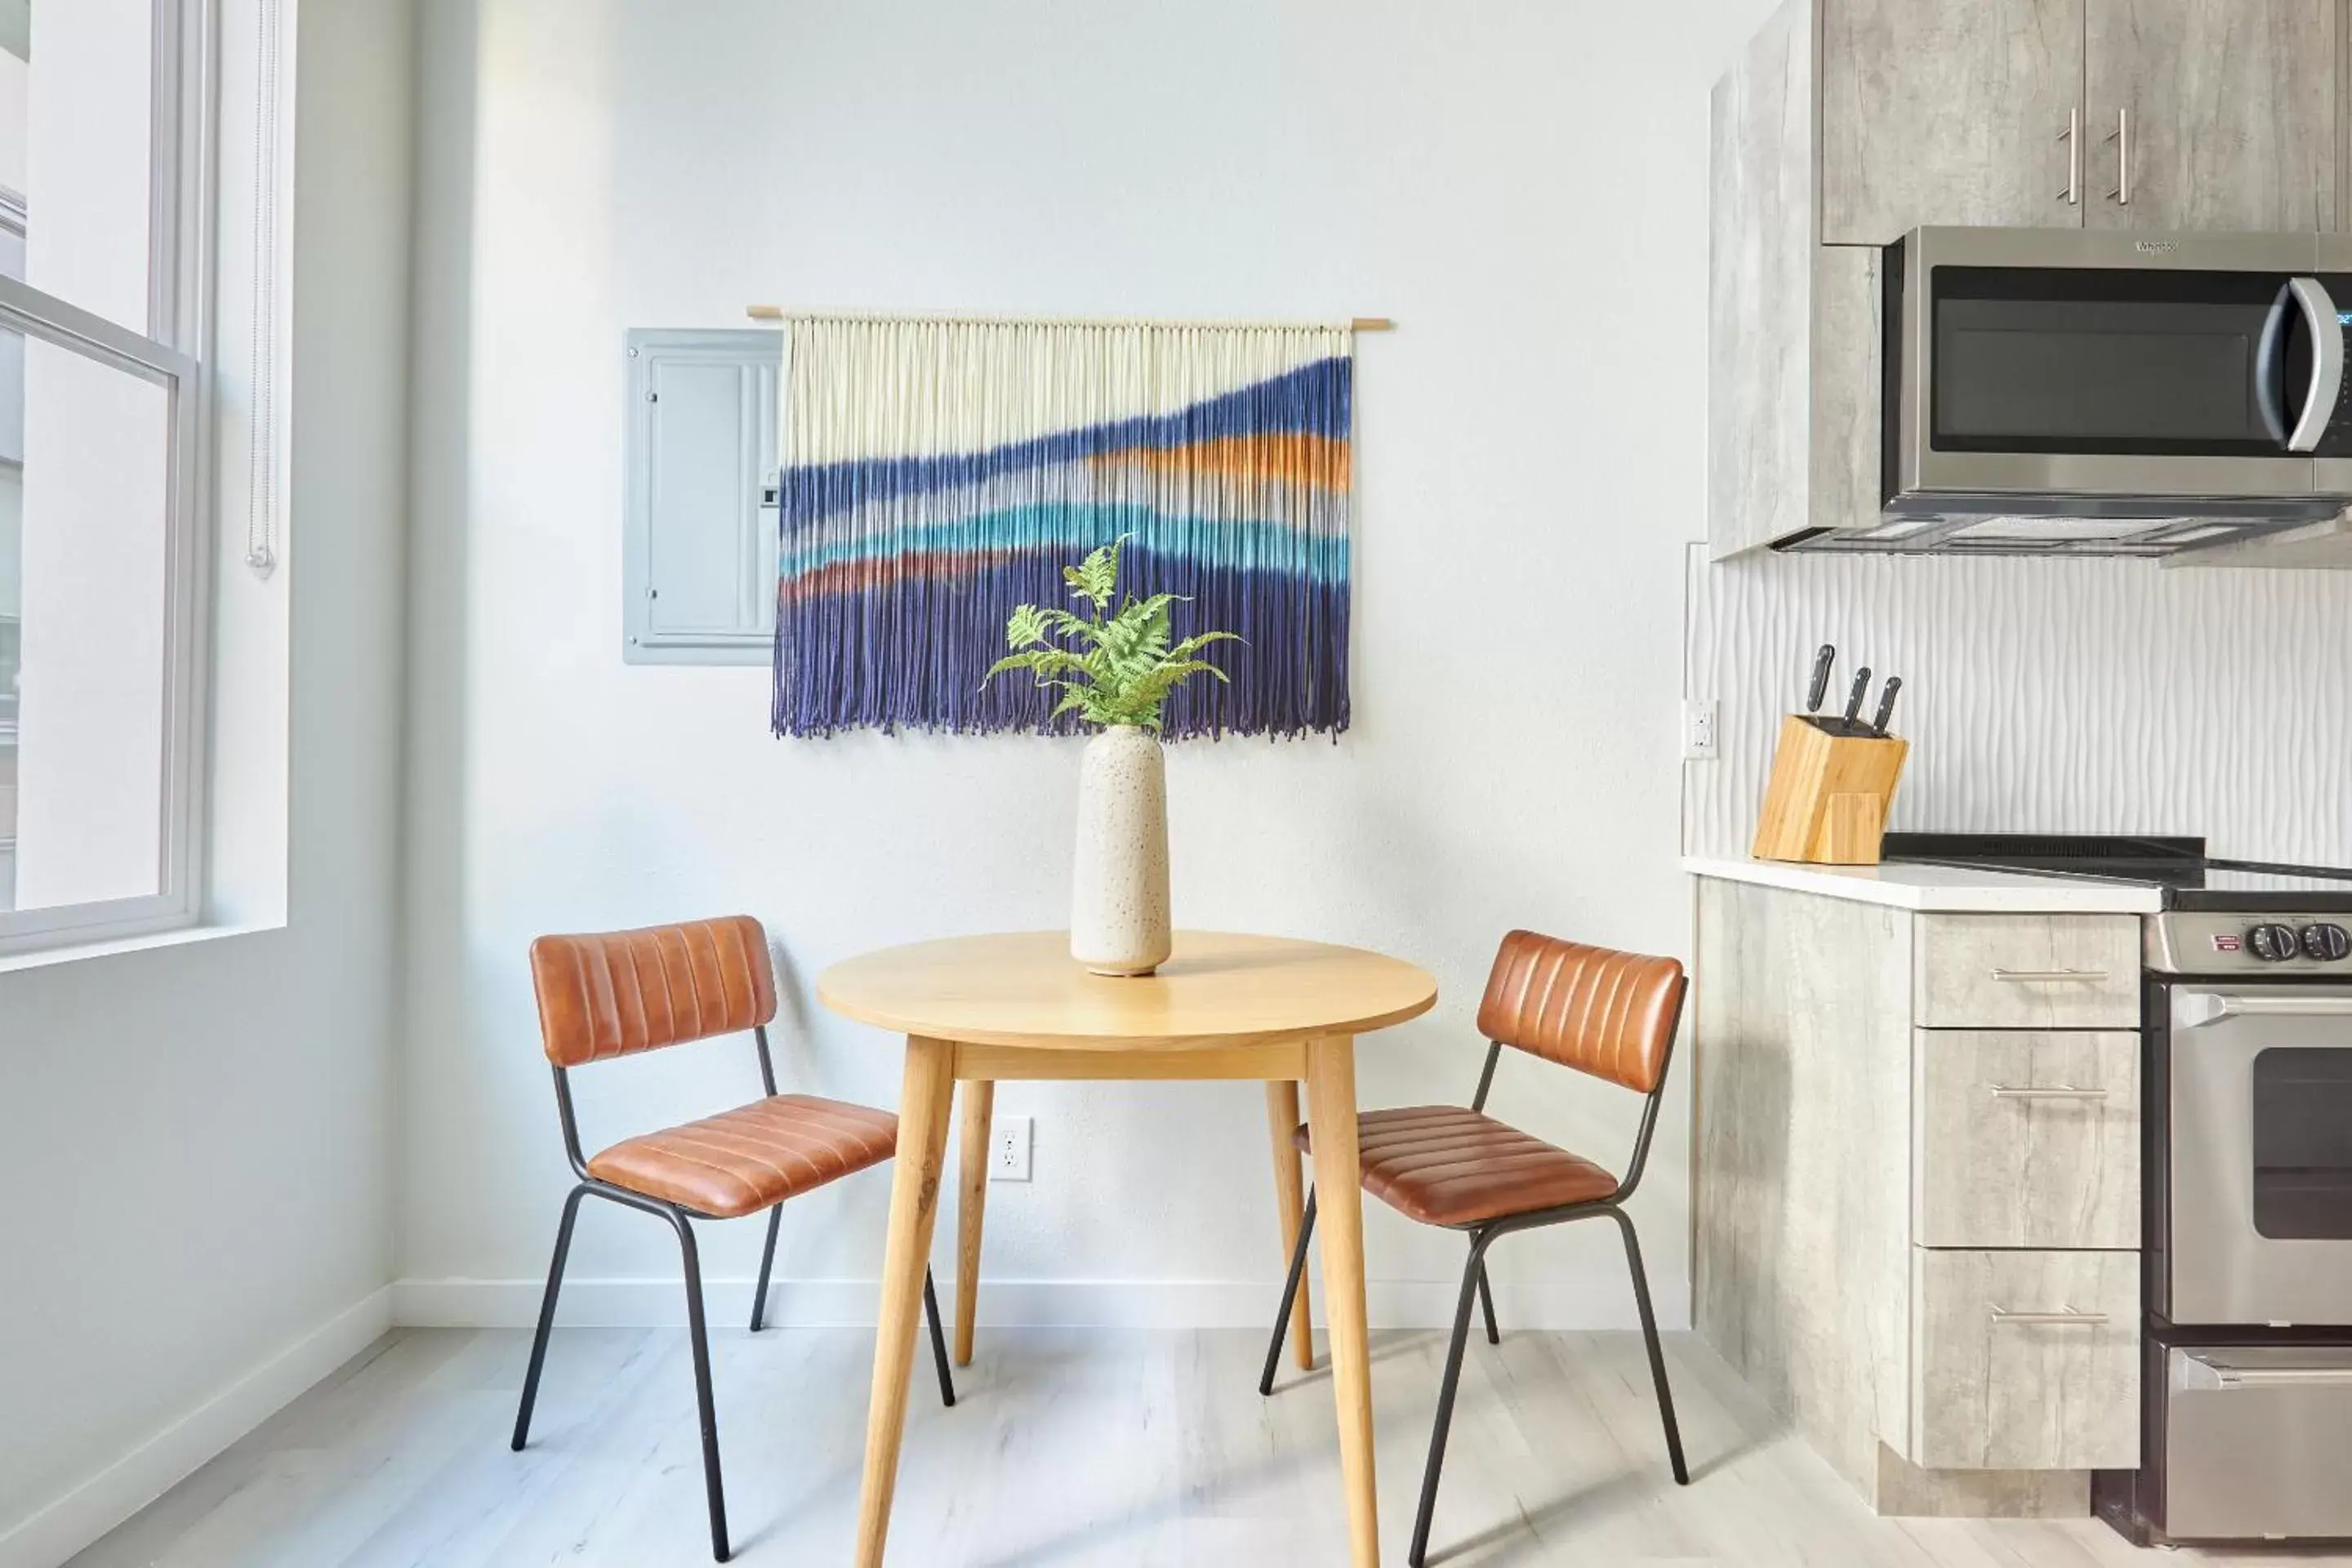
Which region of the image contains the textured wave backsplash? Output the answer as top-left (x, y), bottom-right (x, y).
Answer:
top-left (1684, 547), bottom-right (2352, 866)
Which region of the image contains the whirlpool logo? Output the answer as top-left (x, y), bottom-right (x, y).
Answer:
top-left (2135, 239), bottom-right (2180, 256)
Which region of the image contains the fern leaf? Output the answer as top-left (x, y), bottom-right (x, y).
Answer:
top-left (1169, 630), bottom-right (1242, 658)
top-left (1063, 538), bottom-right (1122, 614)
top-left (1040, 607), bottom-right (1098, 645)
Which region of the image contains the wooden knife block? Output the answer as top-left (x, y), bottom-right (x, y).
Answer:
top-left (1750, 714), bottom-right (1909, 866)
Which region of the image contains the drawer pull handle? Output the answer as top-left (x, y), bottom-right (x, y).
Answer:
top-left (1990, 968), bottom-right (2112, 983)
top-left (1990, 1307), bottom-right (2109, 1326)
top-left (1988, 1085), bottom-right (2109, 1101)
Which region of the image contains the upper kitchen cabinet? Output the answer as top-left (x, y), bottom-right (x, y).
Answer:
top-left (1820, 0), bottom-right (2087, 244)
top-left (2082, 0), bottom-right (2337, 232)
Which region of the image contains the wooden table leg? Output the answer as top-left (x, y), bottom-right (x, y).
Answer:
top-left (1305, 1035), bottom-right (1378, 1568)
top-left (1263, 1080), bottom-right (1314, 1370)
top-left (954, 1079), bottom-right (995, 1366)
top-left (855, 1034), bottom-right (957, 1568)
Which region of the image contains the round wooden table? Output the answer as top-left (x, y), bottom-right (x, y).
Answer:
top-left (819, 929), bottom-right (1438, 1568)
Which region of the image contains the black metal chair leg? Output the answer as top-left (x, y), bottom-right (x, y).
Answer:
top-left (1258, 1186), bottom-right (1319, 1396)
top-left (749, 1206), bottom-right (782, 1332)
top-left (1613, 1206), bottom-right (1689, 1486)
top-left (923, 1268), bottom-right (957, 1408)
top-left (1410, 1234), bottom-right (1493, 1568)
top-left (1476, 1259), bottom-right (1500, 1346)
top-left (512, 1183), bottom-right (587, 1451)
top-left (670, 1211), bottom-right (731, 1561)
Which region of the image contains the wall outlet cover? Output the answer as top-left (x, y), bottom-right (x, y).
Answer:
top-left (992, 1115), bottom-right (1033, 1182)
top-left (1682, 697), bottom-right (1719, 760)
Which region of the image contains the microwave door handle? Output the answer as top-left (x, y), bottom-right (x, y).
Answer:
top-left (2284, 276), bottom-right (2344, 452)
top-left (2256, 284), bottom-right (2295, 445)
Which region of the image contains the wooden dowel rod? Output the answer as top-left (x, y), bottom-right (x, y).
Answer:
top-left (742, 304), bottom-right (1394, 331)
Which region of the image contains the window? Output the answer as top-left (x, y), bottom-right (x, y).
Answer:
top-left (0, 0), bottom-right (215, 948)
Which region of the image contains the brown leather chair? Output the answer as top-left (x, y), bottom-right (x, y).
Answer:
top-left (1260, 929), bottom-right (1690, 1567)
top-left (509, 915), bottom-right (954, 1563)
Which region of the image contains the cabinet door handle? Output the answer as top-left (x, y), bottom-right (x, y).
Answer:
top-left (1987, 1085), bottom-right (2109, 1101)
top-left (1990, 1307), bottom-right (2109, 1326)
top-left (2119, 107), bottom-right (2131, 203)
top-left (1989, 968), bottom-right (2112, 983)
top-left (2059, 108), bottom-right (2079, 204)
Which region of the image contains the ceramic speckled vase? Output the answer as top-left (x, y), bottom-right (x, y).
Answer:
top-left (1070, 724), bottom-right (1172, 977)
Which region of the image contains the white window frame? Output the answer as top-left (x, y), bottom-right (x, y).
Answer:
top-left (0, 0), bottom-right (218, 954)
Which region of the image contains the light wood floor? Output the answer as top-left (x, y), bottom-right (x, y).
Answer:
top-left (65, 1324), bottom-right (2352, 1567)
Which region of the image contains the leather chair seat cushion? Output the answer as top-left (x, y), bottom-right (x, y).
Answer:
top-left (1296, 1105), bottom-right (1619, 1227)
top-left (587, 1094), bottom-right (898, 1218)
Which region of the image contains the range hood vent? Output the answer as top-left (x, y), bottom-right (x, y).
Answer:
top-left (1777, 510), bottom-right (2331, 559)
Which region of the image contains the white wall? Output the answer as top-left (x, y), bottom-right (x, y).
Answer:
top-left (0, 0), bottom-right (413, 1560)
top-left (399, 0), bottom-right (1775, 1330)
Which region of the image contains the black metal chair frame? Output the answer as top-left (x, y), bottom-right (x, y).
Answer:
top-left (510, 1022), bottom-right (956, 1563)
top-left (1259, 1001), bottom-right (1690, 1568)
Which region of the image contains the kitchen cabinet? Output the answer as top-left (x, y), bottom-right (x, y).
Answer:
top-left (1914, 1030), bottom-right (2141, 1249)
top-left (1817, 0), bottom-right (2340, 244)
top-left (1695, 875), bottom-right (2144, 1515)
top-left (1913, 915), bottom-right (2143, 1029)
top-left (2082, 0), bottom-right (2337, 233)
top-left (1820, 0), bottom-right (2085, 245)
top-left (1910, 1249), bottom-right (2141, 1469)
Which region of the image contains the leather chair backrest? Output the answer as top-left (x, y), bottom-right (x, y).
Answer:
top-left (1474, 929), bottom-right (1686, 1094)
top-left (530, 915), bottom-right (777, 1068)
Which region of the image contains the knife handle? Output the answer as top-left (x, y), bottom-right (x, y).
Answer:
top-left (1806, 644), bottom-right (1834, 714)
top-left (1871, 675), bottom-right (1902, 736)
top-left (1841, 667), bottom-right (1872, 730)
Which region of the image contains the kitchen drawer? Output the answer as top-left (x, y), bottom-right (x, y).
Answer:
top-left (2163, 1347), bottom-right (2352, 1541)
top-left (1914, 915), bottom-right (2140, 1029)
top-left (1913, 1030), bottom-right (2140, 1250)
top-left (1909, 1247), bottom-right (2140, 1470)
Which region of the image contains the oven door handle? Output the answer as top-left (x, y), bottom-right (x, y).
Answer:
top-left (2258, 277), bottom-right (2345, 452)
top-left (2212, 1366), bottom-right (2352, 1390)
top-left (2181, 992), bottom-right (2352, 1027)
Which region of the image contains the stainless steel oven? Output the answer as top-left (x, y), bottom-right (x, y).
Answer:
top-left (2167, 986), bottom-right (2352, 1326)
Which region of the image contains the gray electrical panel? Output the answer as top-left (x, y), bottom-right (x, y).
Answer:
top-left (621, 327), bottom-right (782, 665)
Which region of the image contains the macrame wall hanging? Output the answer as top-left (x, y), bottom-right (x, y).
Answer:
top-left (768, 313), bottom-right (1356, 740)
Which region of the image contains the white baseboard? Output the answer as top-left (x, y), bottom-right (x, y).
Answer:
top-left (0, 1286), bottom-right (394, 1568)
top-left (391, 1274), bottom-right (1689, 1333)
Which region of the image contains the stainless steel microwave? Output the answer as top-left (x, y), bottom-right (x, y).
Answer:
top-left (1794, 228), bottom-right (2352, 556)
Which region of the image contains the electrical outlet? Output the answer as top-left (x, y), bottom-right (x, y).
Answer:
top-left (1682, 697), bottom-right (1719, 760)
top-left (991, 1116), bottom-right (1033, 1182)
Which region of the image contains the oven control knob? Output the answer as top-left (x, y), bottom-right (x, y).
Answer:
top-left (2248, 923), bottom-right (2304, 961)
top-left (2301, 923), bottom-right (2352, 962)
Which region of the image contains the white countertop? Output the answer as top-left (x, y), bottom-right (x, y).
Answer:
top-left (1683, 855), bottom-right (2163, 913)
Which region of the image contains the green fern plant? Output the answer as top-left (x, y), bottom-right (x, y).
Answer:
top-left (983, 537), bottom-right (1241, 728)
